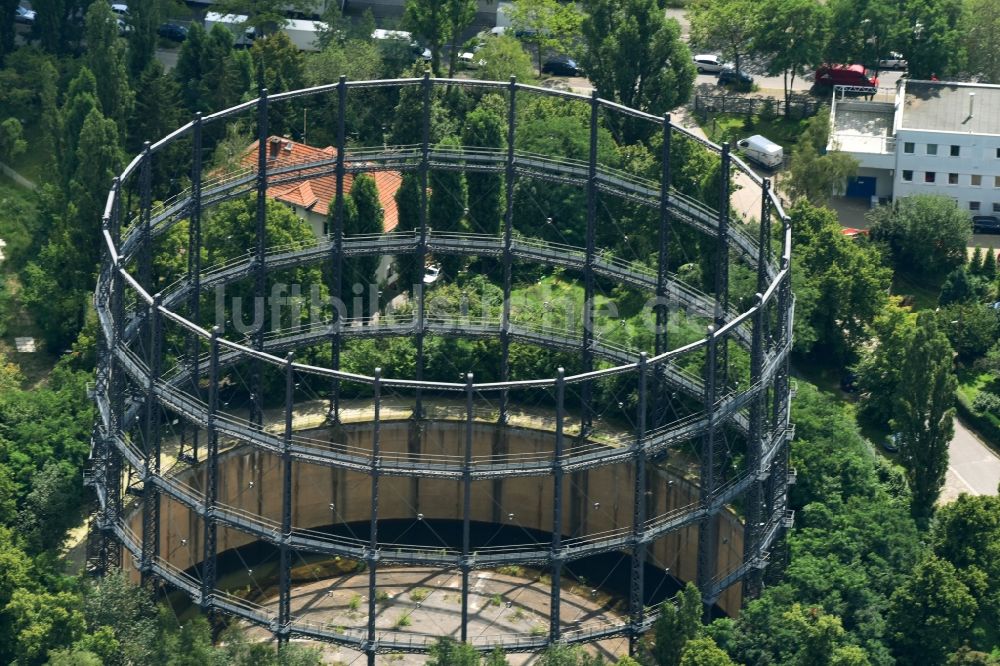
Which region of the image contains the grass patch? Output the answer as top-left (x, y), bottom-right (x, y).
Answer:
top-left (393, 613), bottom-right (412, 629)
top-left (956, 366), bottom-right (996, 404)
top-left (409, 587), bottom-right (430, 602)
top-left (375, 590), bottom-right (391, 603)
top-left (891, 272), bottom-right (942, 311)
top-left (348, 594), bottom-right (361, 611)
top-left (698, 112), bottom-right (810, 152)
top-left (490, 594), bottom-right (502, 607)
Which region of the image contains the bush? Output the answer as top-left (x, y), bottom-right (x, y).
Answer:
top-left (972, 390), bottom-right (1000, 417)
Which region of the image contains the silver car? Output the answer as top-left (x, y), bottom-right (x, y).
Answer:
top-left (693, 54), bottom-right (727, 74)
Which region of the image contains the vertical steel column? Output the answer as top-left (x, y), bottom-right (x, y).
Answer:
top-left (654, 115), bottom-right (672, 430)
top-left (104, 181), bottom-right (125, 573)
top-left (187, 113), bottom-right (203, 463)
top-left (756, 180), bottom-right (772, 296)
top-left (696, 327), bottom-right (719, 610)
top-left (548, 368), bottom-right (566, 642)
top-left (461, 373), bottom-right (474, 642)
top-left (278, 353), bottom-right (295, 645)
top-left (140, 293), bottom-right (163, 584)
top-left (581, 91), bottom-right (599, 434)
top-left (250, 89), bottom-right (269, 429)
top-left (201, 327), bottom-right (221, 609)
top-left (365, 369), bottom-right (382, 666)
top-left (742, 294), bottom-right (766, 602)
top-left (414, 72), bottom-right (431, 420)
top-left (139, 142), bottom-right (153, 294)
top-left (329, 76), bottom-right (347, 423)
top-left (714, 146), bottom-right (731, 390)
top-left (499, 77), bottom-right (517, 424)
top-left (629, 353), bottom-right (648, 654)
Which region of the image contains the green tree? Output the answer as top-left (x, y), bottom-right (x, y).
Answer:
top-left (679, 636), bottom-right (737, 666)
top-left (59, 66), bottom-right (100, 186)
top-left (824, 0), bottom-right (903, 74)
top-left (444, 0), bottom-right (478, 78)
top-left (886, 555), bottom-right (977, 665)
top-left (939, 267), bottom-right (980, 306)
top-left (484, 646), bottom-right (510, 666)
top-left (404, 0), bottom-right (449, 74)
top-left (175, 22), bottom-right (207, 111)
top-left (787, 109), bottom-right (859, 205)
top-left (868, 195), bottom-right (971, 280)
top-left (47, 648), bottom-right (104, 666)
top-left (964, 0), bottom-right (1000, 82)
top-left (0, 0), bottom-right (17, 62)
top-left (84, 1), bottom-right (134, 140)
top-left (79, 573), bottom-right (158, 666)
top-left (508, 0), bottom-right (584, 73)
top-left (969, 246), bottom-right (984, 274)
top-left (0, 117), bottom-right (27, 162)
top-left (7, 588), bottom-right (86, 665)
top-left (395, 172), bottom-right (425, 291)
top-left (688, 0), bottom-right (760, 76)
top-left (129, 60), bottom-right (184, 169)
top-left (581, 0), bottom-right (695, 143)
top-left (344, 174), bottom-right (385, 301)
top-left (126, 0), bottom-right (163, 77)
top-left (983, 248), bottom-right (997, 279)
top-left (31, 0), bottom-right (90, 54)
top-left (756, 0), bottom-right (829, 114)
top-left (652, 583), bottom-right (703, 666)
top-left (900, 0), bottom-right (963, 79)
top-left (462, 98), bottom-right (506, 236)
top-left (427, 637), bottom-right (480, 666)
top-left (855, 303), bottom-right (916, 425)
top-left (788, 202), bottom-right (891, 360)
top-left (0, 526), bottom-right (33, 663)
top-left (892, 312), bottom-right (956, 527)
top-left (17, 460), bottom-right (82, 553)
top-left (939, 303), bottom-right (999, 361)
top-left (430, 136), bottom-right (468, 279)
top-left (475, 35), bottom-right (536, 82)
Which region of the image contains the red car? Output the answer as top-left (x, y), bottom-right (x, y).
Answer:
top-left (815, 64), bottom-right (878, 89)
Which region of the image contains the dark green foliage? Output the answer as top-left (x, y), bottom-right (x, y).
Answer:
top-left (394, 172), bottom-right (425, 291)
top-left (868, 195), bottom-right (972, 280)
top-left (678, 636), bottom-right (736, 665)
top-left (982, 248), bottom-right (998, 279)
top-left (940, 267), bottom-right (980, 306)
top-left (581, 0), bottom-right (695, 143)
top-left (429, 136), bottom-right (468, 278)
top-left (892, 312), bottom-right (957, 527)
top-left (462, 97), bottom-right (506, 237)
top-left (651, 582), bottom-right (703, 666)
top-left (886, 555), bottom-right (978, 665)
top-left (126, 0), bottom-right (162, 77)
top-left (427, 637), bottom-right (481, 666)
top-left (344, 174), bottom-right (384, 305)
top-left (788, 202), bottom-right (891, 361)
top-left (84, 1), bottom-right (134, 140)
top-left (938, 303), bottom-right (1000, 361)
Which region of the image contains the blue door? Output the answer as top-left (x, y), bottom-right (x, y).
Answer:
top-left (845, 176), bottom-right (876, 198)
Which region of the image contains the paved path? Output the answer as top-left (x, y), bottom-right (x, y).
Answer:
top-left (941, 418), bottom-right (1000, 502)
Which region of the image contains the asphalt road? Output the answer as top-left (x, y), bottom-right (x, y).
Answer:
top-left (942, 418), bottom-right (1000, 500)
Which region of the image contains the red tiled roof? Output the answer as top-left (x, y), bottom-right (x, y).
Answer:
top-left (240, 137), bottom-right (402, 231)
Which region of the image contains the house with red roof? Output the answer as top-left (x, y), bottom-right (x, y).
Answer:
top-left (240, 136), bottom-right (403, 240)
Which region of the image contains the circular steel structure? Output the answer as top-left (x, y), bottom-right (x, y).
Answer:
top-left (87, 76), bottom-right (794, 660)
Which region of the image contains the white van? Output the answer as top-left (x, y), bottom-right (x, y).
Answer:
top-left (737, 135), bottom-right (783, 169)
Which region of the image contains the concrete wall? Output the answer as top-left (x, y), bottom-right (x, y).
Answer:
top-left (127, 420), bottom-right (746, 615)
top-left (893, 128), bottom-right (1000, 213)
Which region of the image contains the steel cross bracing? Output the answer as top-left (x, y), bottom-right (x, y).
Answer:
top-left (90, 78), bottom-right (793, 659)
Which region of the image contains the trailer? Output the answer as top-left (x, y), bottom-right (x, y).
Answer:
top-left (204, 12), bottom-right (256, 48)
top-left (282, 18), bottom-right (326, 52)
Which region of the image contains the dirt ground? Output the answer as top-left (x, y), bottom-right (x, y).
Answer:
top-left (244, 566), bottom-right (632, 665)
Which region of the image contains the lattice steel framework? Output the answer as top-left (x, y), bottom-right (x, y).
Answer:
top-left (86, 76), bottom-right (794, 659)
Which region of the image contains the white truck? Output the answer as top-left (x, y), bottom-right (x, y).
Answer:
top-left (204, 12), bottom-right (256, 48)
top-left (282, 18), bottom-right (327, 52)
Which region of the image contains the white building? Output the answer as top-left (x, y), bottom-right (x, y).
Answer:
top-left (829, 79), bottom-right (1000, 216)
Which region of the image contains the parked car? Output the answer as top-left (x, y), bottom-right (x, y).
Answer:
top-left (737, 134), bottom-right (783, 168)
top-left (718, 67), bottom-right (753, 90)
top-left (15, 4), bottom-right (36, 23)
top-left (814, 64), bottom-right (878, 89)
top-left (693, 54), bottom-right (727, 74)
top-left (157, 22), bottom-right (188, 42)
top-left (110, 3), bottom-right (128, 16)
top-left (423, 264), bottom-right (441, 285)
top-left (878, 51), bottom-right (907, 69)
top-left (116, 17), bottom-right (131, 34)
top-left (973, 215), bottom-right (1000, 234)
top-left (541, 56), bottom-right (580, 77)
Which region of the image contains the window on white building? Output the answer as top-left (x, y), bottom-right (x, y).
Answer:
top-left (904, 142), bottom-right (915, 153)
top-left (902, 170), bottom-right (913, 182)
top-left (972, 175), bottom-right (983, 186)
top-left (948, 173), bottom-right (958, 185)
top-left (995, 176), bottom-right (1000, 187)
top-left (927, 144), bottom-right (938, 155)
top-left (925, 172), bottom-right (936, 183)
top-left (993, 203), bottom-right (1000, 213)
top-left (950, 145), bottom-right (960, 157)
top-left (970, 201), bottom-right (981, 211)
